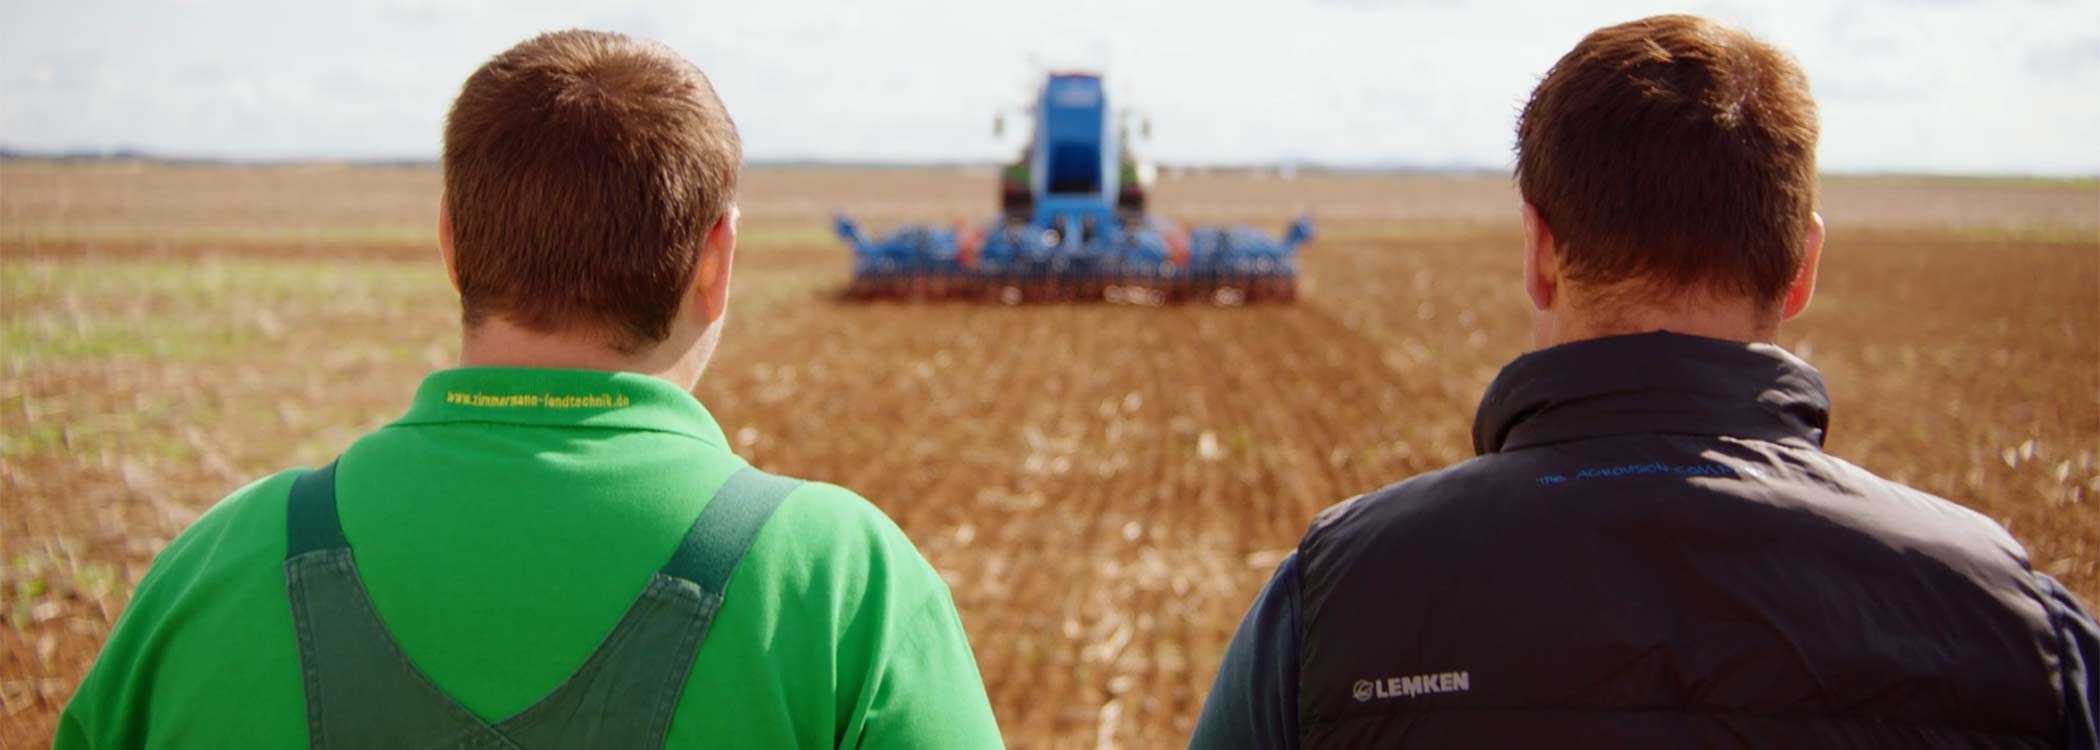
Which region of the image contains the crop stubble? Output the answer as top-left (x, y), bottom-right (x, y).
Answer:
top-left (1, 164), bottom-right (2095, 748)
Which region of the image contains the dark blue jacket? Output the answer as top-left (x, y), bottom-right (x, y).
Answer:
top-left (1193, 332), bottom-right (2099, 749)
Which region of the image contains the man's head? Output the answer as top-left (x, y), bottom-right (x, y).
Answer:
top-left (1515, 15), bottom-right (1823, 347)
top-left (441, 30), bottom-right (741, 384)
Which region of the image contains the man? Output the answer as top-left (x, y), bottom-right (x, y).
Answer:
top-left (58, 30), bottom-right (1002, 748)
top-left (1192, 15), bottom-right (2098, 749)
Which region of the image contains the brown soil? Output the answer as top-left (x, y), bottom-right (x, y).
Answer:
top-left (2, 164), bottom-right (2095, 748)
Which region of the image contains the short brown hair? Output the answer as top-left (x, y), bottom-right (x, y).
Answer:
top-left (1517, 15), bottom-right (1818, 305)
top-left (444, 30), bottom-right (740, 352)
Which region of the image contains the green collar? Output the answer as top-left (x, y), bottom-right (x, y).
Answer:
top-left (392, 367), bottom-right (729, 447)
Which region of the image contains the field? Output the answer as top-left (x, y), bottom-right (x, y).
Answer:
top-left (2, 163), bottom-right (2096, 747)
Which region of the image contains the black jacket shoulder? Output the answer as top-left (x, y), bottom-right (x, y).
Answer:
top-left (1295, 433), bottom-right (2072, 749)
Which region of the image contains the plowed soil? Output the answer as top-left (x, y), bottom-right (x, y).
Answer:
top-left (3, 163), bottom-right (2096, 748)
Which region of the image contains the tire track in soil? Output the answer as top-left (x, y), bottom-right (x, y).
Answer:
top-left (958, 306), bottom-right (1086, 743)
top-left (1031, 313), bottom-right (1129, 747)
top-left (1091, 311), bottom-right (1216, 749)
top-left (1142, 310), bottom-right (1260, 748)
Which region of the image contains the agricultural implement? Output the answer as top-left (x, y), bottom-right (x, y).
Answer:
top-left (835, 73), bottom-right (1312, 304)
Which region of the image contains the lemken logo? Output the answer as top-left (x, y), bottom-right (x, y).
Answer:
top-left (1051, 80), bottom-right (1101, 108)
top-left (1353, 671), bottom-right (1471, 702)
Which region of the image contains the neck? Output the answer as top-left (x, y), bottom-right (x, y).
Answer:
top-left (1541, 287), bottom-right (1778, 348)
top-left (458, 317), bottom-right (699, 388)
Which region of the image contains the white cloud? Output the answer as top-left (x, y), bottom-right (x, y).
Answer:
top-left (0, 0), bottom-right (2093, 174)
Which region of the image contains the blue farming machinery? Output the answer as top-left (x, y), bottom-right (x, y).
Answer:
top-left (835, 73), bottom-right (1312, 304)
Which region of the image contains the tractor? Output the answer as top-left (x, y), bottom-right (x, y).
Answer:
top-left (835, 73), bottom-right (1311, 304)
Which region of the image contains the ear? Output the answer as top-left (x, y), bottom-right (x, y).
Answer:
top-left (438, 201), bottom-right (462, 293)
top-left (1521, 202), bottom-right (1559, 312)
top-left (1779, 211), bottom-right (1824, 321)
top-left (693, 205), bottom-right (738, 323)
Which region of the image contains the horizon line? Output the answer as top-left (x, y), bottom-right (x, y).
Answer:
top-left (2, 148), bottom-right (2095, 183)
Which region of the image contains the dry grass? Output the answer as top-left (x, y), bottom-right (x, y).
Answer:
top-left (1, 162), bottom-right (2095, 748)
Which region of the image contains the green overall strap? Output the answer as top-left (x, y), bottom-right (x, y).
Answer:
top-left (285, 461), bottom-right (347, 557)
top-left (284, 461), bottom-right (800, 749)
top-left (662, 466), bottom-right (804, 591)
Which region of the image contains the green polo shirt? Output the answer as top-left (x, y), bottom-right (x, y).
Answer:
top-left (57, 367), bottom-right (1002, 749)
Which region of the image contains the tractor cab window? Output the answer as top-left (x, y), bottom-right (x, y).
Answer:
top-left (1047, 145), bottom-right (1101, 194)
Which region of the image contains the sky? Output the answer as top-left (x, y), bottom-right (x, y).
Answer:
top-left (2, 0), bottom-right (2097, 175)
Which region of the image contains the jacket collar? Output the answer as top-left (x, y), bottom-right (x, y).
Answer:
top-left (1472, 331), bottom-right (1830, 455)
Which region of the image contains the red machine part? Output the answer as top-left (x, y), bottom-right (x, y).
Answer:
top-left (958, 223), bottom-right (986, 268)
top-left (1163, 224), bottom-right (1191, 267)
